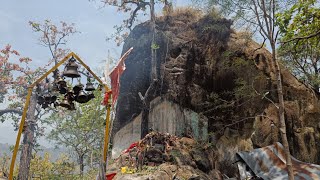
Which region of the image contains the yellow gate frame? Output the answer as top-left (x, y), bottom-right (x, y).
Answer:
top-left (9, 52), bottom-right (112, 180)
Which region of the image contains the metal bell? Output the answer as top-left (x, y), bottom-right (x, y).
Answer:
top-left (73, 83), bottom-right (83, 95)
top-left (59, 98), bottom-right (71, 109)
top-left (66, 89), bottom-right (75, 101)
top-left (37, 96), bottom-right (44, 105)
top-left (57, 77), bottom-right (67, 88)
top-left (85, 82), bottom-right (95, 91)
top-left (44, 94), bottom-right (51, 103)
top-left (87, 92), bottom-right (95, 100)
top-left (63, 57), bottom-right (81, 78)
top-left (51, 95), bottom-right (57, 104)
top-left (59, 86), bottom-right (67, 94)
top-left (76, 90), bottom-right (88, 103)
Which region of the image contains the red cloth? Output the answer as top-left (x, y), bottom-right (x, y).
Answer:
top-left (106, 172), bottom-right (117, 180)
top-left (102, 91), bottom-right (112, 106)
top-left (109, 47), bottom-right (133, 105)
top-left (109, 59), bottom-right (126, 105)
top-left (124, 142), bottom-right (138, 153)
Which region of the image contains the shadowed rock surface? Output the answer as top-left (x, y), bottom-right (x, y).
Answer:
top-left (112, 9), bottom-right (320, 177)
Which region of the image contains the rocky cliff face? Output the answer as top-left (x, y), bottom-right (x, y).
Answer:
top-left (112, 9), bottom-right (320, 173)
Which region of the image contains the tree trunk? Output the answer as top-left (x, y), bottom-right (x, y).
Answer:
top-left (18, 93), bottom-right (37, 180)
top-left (90, 150), bottom-right (93, 168)
top-left (150, 0), bottom-right (155, 23)
top-left (79, 154), bottom-right (84, 177)
top-left (141, 105), bottom-right (149, 139)
top-left (140, 0), bottom-right (157, 139)
top-left (272, 43), bottom-right (294, 180)
top-left (150, 0), bottom-right (157, 80)
top-left (140, 80), bottom-right (158, 139)
top-left (314, 67), bottom-right (319, 92)
top-left (98, 161), bottom-right (106, 180)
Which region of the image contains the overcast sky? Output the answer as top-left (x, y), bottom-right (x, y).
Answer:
top-left (0, 0), bottom-right (192, 146)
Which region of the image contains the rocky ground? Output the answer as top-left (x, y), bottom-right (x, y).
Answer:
top-left (107, 132), bottom-right (226, 180)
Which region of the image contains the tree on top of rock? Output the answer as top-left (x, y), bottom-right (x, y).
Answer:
top-left (102, 0), bottom-right (172, 45)
top-left (100, 0), bottom-right (174, 138)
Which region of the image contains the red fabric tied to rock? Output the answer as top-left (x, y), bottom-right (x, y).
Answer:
top-left (102, 91), bottom-right (112, 106)
top-left (109, 60), bottom-right (125, 105)
top-left (124, 142), bottom-right (138, 153)
top-left (109, 47), bottom-right (133, 106)
top-left (106, 172), bottom-right (117, 180)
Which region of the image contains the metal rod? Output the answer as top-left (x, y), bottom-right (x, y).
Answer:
top-left (103, 92), bottom-right (112, 162)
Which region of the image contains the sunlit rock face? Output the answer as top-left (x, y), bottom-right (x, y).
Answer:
top-left (112, 10), bottom-right (320, 165)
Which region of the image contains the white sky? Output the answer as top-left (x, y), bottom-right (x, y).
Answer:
top-left (0, 0), bottom-right (192, 146)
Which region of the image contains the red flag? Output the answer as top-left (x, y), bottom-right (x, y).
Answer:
top-left (102, 91), bottom-right (112, 106)
top-left (109, 47), bottom-right (133, 105)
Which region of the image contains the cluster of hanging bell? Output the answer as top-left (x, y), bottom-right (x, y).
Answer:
top-left (36, 79), bottom-right (58, 109)
top-left (37, 56), bottom-right (96, 110)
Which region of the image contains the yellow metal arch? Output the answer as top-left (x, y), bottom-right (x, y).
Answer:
top-left (9, 52), bottom-right (112, 180)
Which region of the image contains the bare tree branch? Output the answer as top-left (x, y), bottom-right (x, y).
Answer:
top-left (260, 0), bottom-right (271, 36)
top-left (251, 0), bottom-right (269, 39)
top-left (251, 80), bottom-right (279, 109)
top-left (253, 34), bottom-right (267, 52)
top-left (0, 109), bottom-right (23, 116)
top-left (282, 29), bottom-right (320, 44)
top-left (126, 1), bottom-right (150, 30)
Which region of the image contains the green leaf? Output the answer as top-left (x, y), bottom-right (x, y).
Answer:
top-left (151, 42), bottom-right (160, 50)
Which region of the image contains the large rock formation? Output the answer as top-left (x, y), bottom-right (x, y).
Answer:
top-left (112, 9), bottom-right (320, 175)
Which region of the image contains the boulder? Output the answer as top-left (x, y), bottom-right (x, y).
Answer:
top-left (113, 8), bottom-right (320, 174)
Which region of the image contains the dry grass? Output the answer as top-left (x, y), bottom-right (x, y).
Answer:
top-left (170, 7), bottom-right (202, 20)
top-left (157, 6), bottom-right (203, 23)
